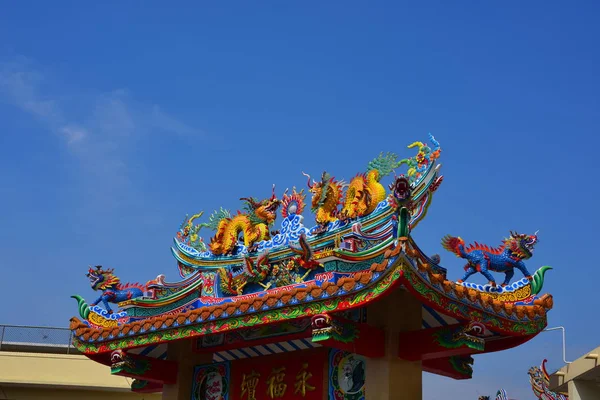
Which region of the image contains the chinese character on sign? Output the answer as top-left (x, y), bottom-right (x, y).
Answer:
top-left (266, 367), bottom-right (287, 398)
top-left (294, 363), bottom-right (315, 397)
top-left (241, 370), bottom-right (260, 400)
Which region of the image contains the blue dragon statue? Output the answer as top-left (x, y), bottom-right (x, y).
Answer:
top-left (87, 265), bottom-right (146, 314)
top-left (441, 231), bottom-right (537, 287)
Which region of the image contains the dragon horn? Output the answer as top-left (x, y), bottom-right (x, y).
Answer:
top-left (301, 172), bottom-right (314, 188)
top-left (534, 230), bottom-right (539, 236)
top-left (321, 171), bottom-right (328, 182)
top-left (240, 197), bottom-right (260, 207)
top-left (271, 184), bottom-right (277, 200)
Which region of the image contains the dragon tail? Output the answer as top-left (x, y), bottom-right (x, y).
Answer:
top-left (204, 207), bottom-right (232, 231)
top-left (441, 235), bottom-right (465, 258)
top-left (366, 152), bottom-right (402, 178)
top-left (71, 295), bottom-right (90, 319)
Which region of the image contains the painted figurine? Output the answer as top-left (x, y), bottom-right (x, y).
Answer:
top-left (529, 360), bottom-right (568, 400)
top-left (442, 231), bottom-right (537, 287)
top-left (87, 265), bottom-right (145, 314)
top-left (207, 186), bottom-right (281, 255)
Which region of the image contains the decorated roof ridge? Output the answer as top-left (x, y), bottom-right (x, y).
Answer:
top-left (171, 199), bottom-right (394, 262)
top-left (121, 273), bottom-right (205, 307)
top-left (459, 265), bottom-right (552, 295)
top-left (171, 215), bottom-right (397, 269)
top-left (70, 240), bottom-right (550, 353)
top-left (170, 165), bottom-right (441, 266)
top-left (146, 271), bottom-right (202, 288)
top-left (124, 233), bottom-right (397, 311)
top-left (402, 239), bottom-right (553, 328)
top-left (69, 244), bottom-right (403, 352)
top-left (174, 135), bottom-right (442, 260)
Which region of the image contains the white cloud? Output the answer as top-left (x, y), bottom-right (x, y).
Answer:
top-left (150, 104), bottom-right (201, 137)
top-left (0, 59), bottom-right (61, 120)
top-left (60, 125), bottom-right (88, 145)
top-left (0, 57), bottom-right (201, 214)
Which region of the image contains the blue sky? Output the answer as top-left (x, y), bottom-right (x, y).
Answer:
top-left (0, 1), bottom-right (598, 398)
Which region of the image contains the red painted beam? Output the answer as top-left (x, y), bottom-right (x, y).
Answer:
top-left (398, 323), bottom-right (537, 362)
top-left (131, 380), bottom-right (163, 393)
top-left (423, 356), bottom-right (474, 380)
top-left (110, 351), bottom-right (178, 384)
top-left (483, 334), bottom-right (533, 354)
top-left (398, 323), bottom-right (484, 361)
top-left (311, 314), bottom-right (385, 358)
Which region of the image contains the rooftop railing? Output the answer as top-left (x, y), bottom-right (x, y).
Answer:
top-left (0, 324), bottom-right (79, 354)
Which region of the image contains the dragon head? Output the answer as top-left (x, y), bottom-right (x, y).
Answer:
top-left (240, 185), bottom-right (281, 225)
top-left (528, 365), bottom-right (544, 390)
top-left (87, 265), bottom-right (120, 291)
top-left (528, 359), bottom-right (552, 393)
top-left (503, 231), bottom-right (538, 260)
top-left (388, 175), bottom-right (412, 206)
top-left (463, 321), bottom-right (493, 338)
top-left (311, 313), bottom-right (332, 330)
top-left (110, 349), bottom-right (148, 375)
top-left (111, 349), bottom-right (133, 368)
top-left (302, 171), bottom-right (343, 213)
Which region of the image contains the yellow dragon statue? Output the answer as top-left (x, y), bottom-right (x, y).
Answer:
top-left (176, 211), bottom-right (207, 252)
top-left (202, 186), bottom-right (281, 255)
top-left (302, 171), bottom-right (345, 227)
top-left (340, 152), bottom-right (405, 219)
top-left (303, 153), bottom-right (410, 224)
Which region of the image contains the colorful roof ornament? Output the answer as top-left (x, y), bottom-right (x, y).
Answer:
top-left (68, 134), bottom-right (556, 396)
top-left (529, 359), bottom-right (569, 400)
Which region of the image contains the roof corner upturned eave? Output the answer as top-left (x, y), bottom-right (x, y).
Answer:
top-left (400, 238), bottom-right (553, 337)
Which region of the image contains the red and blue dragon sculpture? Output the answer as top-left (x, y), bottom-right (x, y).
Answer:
top-left (442, 231), bottom-right (537, 287)
top-left (87, 265), bottom-right (146, 314)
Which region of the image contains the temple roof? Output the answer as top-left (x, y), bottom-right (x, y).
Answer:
top-left (69, 134), bottom-right (554, 376)
top-left (70, 238), bottom-right (553, 354)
